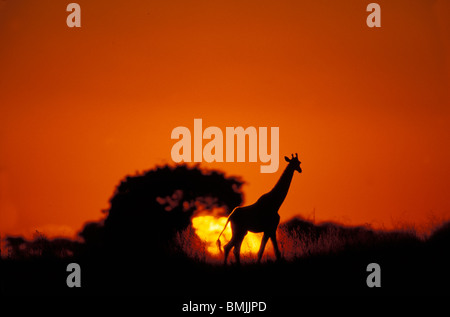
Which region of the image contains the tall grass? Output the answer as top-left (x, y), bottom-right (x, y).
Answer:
top-left (174, 216), bottom-right (435, 264)
top-left (173, 225), bottom-right (209, 262)
top-left (277, 222), bottom-right (366, 260)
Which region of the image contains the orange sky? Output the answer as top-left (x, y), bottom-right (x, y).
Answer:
top-left (1, 0), bottom-right (449, 239)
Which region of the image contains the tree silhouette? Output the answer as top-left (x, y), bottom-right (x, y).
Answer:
top-left (101, 164), bottom-right (243, 256)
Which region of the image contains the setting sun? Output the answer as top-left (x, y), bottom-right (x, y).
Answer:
top-left (191, 215), bottom-right (265, 256)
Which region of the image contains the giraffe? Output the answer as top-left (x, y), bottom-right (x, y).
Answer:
top-left (216, 153), bottom-right (302, 264)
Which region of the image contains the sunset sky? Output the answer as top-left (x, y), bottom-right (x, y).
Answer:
top-left (1, 0), bottom-right (449, 239)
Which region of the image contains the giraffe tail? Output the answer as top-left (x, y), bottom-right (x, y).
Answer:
top-left (216, 207), bottom-right (237, 252)
top-left (216, 219), bottom-right (229, 253)
top-left (216, 239), bottom-right (222, 253)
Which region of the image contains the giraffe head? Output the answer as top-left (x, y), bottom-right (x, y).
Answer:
top-left (284, 153), bottom-right (302, 173)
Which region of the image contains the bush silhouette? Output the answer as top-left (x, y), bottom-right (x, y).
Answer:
top-left (100, 164), bottom-right (243, 257)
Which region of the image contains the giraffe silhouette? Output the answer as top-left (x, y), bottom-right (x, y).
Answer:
top-left (217, 153), bottom-right (302, 264)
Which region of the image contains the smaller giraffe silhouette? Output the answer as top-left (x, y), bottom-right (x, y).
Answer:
top-left (217, 153), bottom-right (302, 264)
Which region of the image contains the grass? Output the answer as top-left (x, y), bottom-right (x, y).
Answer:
top-left (173, 216), bottom-right (424, 263)
top-left (172, 215), bottom-right (442, 277)
top-left (1, 217), bottom-right (449, 296)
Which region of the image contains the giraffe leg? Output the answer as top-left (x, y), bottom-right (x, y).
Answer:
top-left (270, 232), bottom-right (282, 261)
top-left (223, 238), bottom-right (235, 265)
top-left (233, 234), bottom-right (245, 266)
top-left (257, 233), bottom-right (270, 263)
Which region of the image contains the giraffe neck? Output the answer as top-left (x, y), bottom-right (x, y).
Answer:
top-left (267, 164), bottom-right (295, 208)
